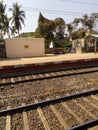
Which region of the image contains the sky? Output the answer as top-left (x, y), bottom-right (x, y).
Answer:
top-left (3, 0), bottom-right (98, 33)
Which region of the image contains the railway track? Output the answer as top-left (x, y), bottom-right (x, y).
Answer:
top-left (0, 89), bottom-right (98, 130)
top-left (1, 66), bottom-right (98, 86)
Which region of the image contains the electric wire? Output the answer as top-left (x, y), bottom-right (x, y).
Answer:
top-left (61, 0), bottom-right (98, 6)
top-left (7, 5), bottom-right (92, 17)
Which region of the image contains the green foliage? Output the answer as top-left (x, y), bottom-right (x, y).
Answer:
top-left (54, 17), bottom-right (65, 41)
top-left (72, 28), bottom-right (87, 39)
top-left (80, 14), bottom-right (96, 32)
top-left (0, 0), bottom-right (6, 23)
top-left (35, 12), bottom-right (97, 48)
top-left (35, 13), bottom-right (55, 48)
top-left (54, 17), bottom-right (65, 33)
top-left (0, 0), bottom-right (97, 41)
top-left (0, 0), bottom-right (6, 36)
top-left (0, 1), bottom-right (25, 38)
top-left (35, 21), bottom-right (54, 40)
top-left (9, 2), bottom-right (26, 36)
top-left (19, 32), bottom-right (35, 38)
top-left (35, 13), bottom-right (66, 48)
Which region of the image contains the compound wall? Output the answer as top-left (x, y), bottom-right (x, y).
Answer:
top-left (5, 38), bottom-right (45, 58)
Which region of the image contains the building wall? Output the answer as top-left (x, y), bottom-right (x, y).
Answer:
top-left (72, 39), bottom-right (84, 53)
top-left (72, 39), bottom-right (84, 47)
top-left (5, 38), bottom-right (45, 58)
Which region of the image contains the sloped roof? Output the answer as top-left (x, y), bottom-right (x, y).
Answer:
top-left (90, 34), bottom-right (98, 38)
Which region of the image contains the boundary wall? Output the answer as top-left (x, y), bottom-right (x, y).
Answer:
top-left (5, 38), bottom-right (45, 58)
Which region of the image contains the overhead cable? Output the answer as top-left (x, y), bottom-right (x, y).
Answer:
top-left (61, 0), bottom-right (98, 6)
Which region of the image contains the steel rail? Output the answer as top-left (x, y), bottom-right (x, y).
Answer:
top-left (0, 89), bottom-right (98, 116)
top-left (0, 65), bottom-right (98, 79)
top-left (1, 66), bottom-right (98, 86)
top-left (67, 118), bottom-right (98, 130)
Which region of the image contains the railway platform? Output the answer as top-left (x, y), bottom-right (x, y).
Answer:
top-left (0, 53), bottom-right (98, 76)
top-left (0, 53), bottom-right (98, 67)
top-left (89, 125), bottom-right (98, 130)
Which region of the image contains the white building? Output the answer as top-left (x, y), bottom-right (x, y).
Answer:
top-left (5, 38), bottom-right (45, 58)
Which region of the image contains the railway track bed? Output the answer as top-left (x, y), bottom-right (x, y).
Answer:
top-left (1, 66), bottom-right (98, 86)
top-left (0, 67), bottom-right (98, 110)
top-left (0, 90), bottom-right (98, 130)
top-left (0, 66), bottom-right (98, 129)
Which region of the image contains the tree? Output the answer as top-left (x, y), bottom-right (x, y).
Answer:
top-left (66, 23), bottom-right (74, 40)
top-left (81, 14), bottom-right (96, 32)
top-left (9, 2), bottom-right (25, 37)
top-left (72, 28), bottom-right (86, 39)
top-left (35, 13), bottom-right (66, 47)
top-left (66, 17), bottom-right (81, 39)
top-left (72, 17), bottom-right (81, 31)
top-left (3, 14), bottom-right (11, 38)
top-left (0, 0), bottom-right (6, 36)
top-left (0, 0), bottom-right (6, 23)
top-left (35, 13), bottom-right (55, 48)
top-left (54, 17), bottom-right (65, 41)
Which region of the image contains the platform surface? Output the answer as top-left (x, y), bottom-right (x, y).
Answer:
top-left (89, 125), bottom-right (98, 130)
top-left (0, 53), bottom-right (98, 67)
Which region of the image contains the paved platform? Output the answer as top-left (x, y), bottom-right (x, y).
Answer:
top-left (0, 53), bottom-right (98, 67)
top-left (89, 125), bottom-right (98, 130)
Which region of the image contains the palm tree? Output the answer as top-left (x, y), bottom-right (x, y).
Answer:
top-left (0, 0), bottom-right (6, 36)
top-left (9, 2), bottom-right (25, 37)
top-left (10, 26), bottom-right (17, 37)
top-left (3, 14), bottom-right (11, 38)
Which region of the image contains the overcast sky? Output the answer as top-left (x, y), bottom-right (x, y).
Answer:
top-left (3, 0), bottom-right (98, 33)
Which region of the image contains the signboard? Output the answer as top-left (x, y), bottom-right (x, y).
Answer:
top-left (24, 45), bottom-right (29, 48)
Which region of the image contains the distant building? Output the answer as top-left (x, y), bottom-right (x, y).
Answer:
top-left (5, 38), bottom-right (45, 58)
top-left (84, 34), bottom-right (98, 52)
top-left (54, 39), bottom-right (66, 54)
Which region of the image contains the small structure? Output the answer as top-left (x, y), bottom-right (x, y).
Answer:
top-left (90, 34), bottom-right (98, 53)
top-left (72, 39), bottom-right (84, 53)
top-left (72, 35), bottom-right (98, 53)
top-left (5, 38), bottom-right (45, 58)
top-left (84, 34), bottom-right (98, 53)
top-left (54, 39), bottom-right (66, 54)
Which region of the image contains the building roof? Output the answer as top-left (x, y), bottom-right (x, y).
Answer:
top-left (90, 34), bottom-right (98, 38)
